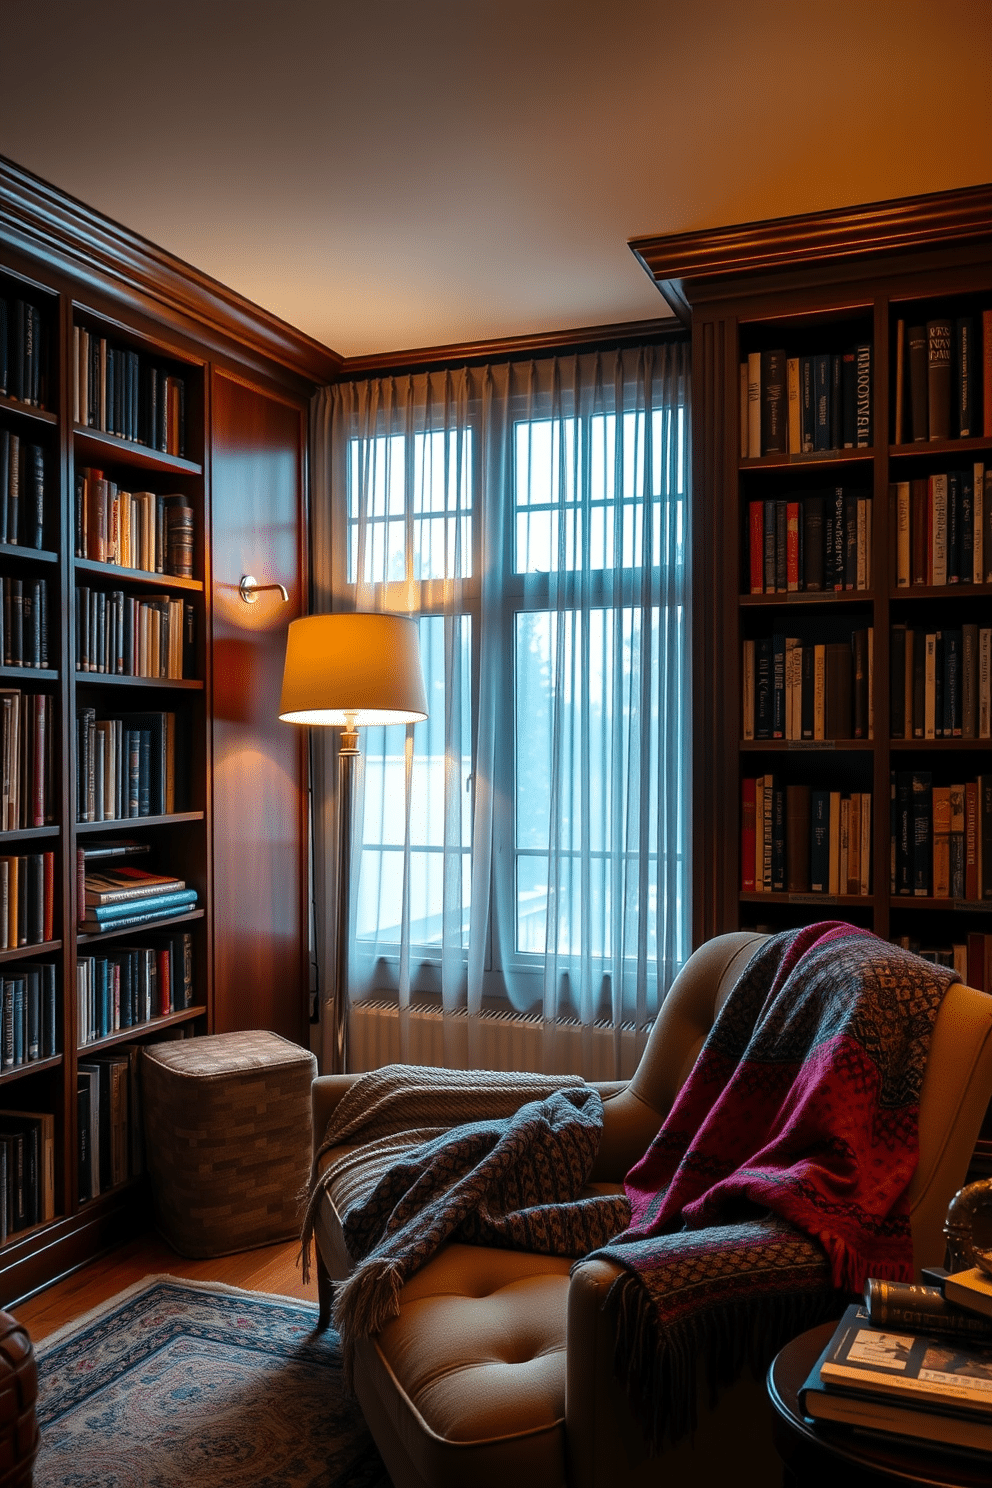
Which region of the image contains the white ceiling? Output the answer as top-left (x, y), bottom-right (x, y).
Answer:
top-left (2, 1), bottom-right (991, 361)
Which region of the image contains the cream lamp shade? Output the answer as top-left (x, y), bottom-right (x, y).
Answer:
top-left (278, 612), bottom-right (428, 726)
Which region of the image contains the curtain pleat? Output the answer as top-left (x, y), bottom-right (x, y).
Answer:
top-left (309, 342), bottom-right (690, 1077)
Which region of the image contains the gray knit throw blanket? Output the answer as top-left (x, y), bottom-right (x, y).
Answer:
top-left (299, 1064), bottom-right (630, 1374)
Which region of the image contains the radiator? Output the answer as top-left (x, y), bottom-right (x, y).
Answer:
top-left (348, 1001), bottom-right (646, 1081)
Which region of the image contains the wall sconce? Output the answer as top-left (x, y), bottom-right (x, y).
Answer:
top-left (239, 575), bottom-right (289, 604)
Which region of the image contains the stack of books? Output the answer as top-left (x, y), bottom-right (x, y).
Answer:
top-left (801, 1270), bottom-right (992, 1454)
top-left (79, 862), bottom-right (196, 934)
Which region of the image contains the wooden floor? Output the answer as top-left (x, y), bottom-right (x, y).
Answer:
top-left (13, 1232), bottom-right (317, 1344)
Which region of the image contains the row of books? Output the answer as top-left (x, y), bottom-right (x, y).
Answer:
top-left (801, 1272), bottom-right (992, 1455)
top-left (76, 709), bottom-right (179, 824)
top-left (0, 690), bottom-right (55, 831)
top-left (0, 853), bottom-right (55, 948)
top-left (75, 586), bottom-right (194, 680)
top-left (72, 327), bottom-right (186, 458)
top-left (0, 576), bottom-right (50, 670)
top-left (74, 468), bottom-right (194, 577)
top-left (0, 1109), bottom-right (55, 1242)
top-left (893, 467), bottom-right (992, 587)
top-left (0, 298), bottom-right (46, 409)
top-left (1, 962), bottom-right (57, 1068)
top-left (742, 777), bottom-right (872, 896)
top-left (890, 625), bottom-right (992, 740)
top-left (893, 310), bottom-right (992, 444)
top-left (78, 929), bottom-right (194, 1042)
top-left (78, 1046), bottom-right (144, 1203)
top-left (0, 430), bottom-right (45, 549)
top-left (747, 491), bottom-right (872, 594)
top-left (743, 631), bottom-right (872, 742)
top-left (890, 773), bottom-right (992, 900)
top-left (741, 345), bottom-right (872, 458)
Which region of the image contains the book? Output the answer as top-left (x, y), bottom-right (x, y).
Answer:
top-left (817, 1300), bottom-right (992, 1415)
top-left (747, 352), bottom-right (761, 457)
top-left (801, 1338), bottom-right (992, 1453)
top-left (855, 343), bottom-right (872, 448)
top-left (865, 1279), bottom-right (992, 1344)
top-left (83, 866), bottom-right (185, 907)
top-left (785, 783), bottom-right (810, 893)
top-left (760, 349), bottom-right (787, 455)
top-left (79, 888), bottom-right (197, 932)
top-left (813, 352), bottom-right (831, 452)
top-left (944, 1267), bottom-right (992, 1320)
top-left (927, 319), bottom-right (952, 441)
top-left (786, 357), bottom-right (800, 454)
top-left (908, 324), bottom-right (928, 441)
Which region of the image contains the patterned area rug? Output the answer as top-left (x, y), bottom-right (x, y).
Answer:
top-left (33, 1276), bottom-right (390, 1487)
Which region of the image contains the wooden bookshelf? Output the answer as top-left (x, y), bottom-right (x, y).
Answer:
top-left (0, 151), bottom-right (335, 1305)
top-left (632, 183), bottom-right (992, 1162)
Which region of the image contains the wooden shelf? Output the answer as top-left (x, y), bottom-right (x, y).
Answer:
top-left (889, 436), bottom-right (992, 459)
top-left (0, 941), bottom-right (61, 964)
top-left (740, 449), bottom-right (875, 471)
top-left (73, 424), bottom-right (202, 476)
top-left (76, 908), bottom-right (204, 946)
top-left (72, 557), bottom-right (203, 592)
top-left (0, 1054), bottom-right (62, 1084)
top-left (75, 673), bottom-right (203, 691)
top-left (0, 392), bottom-right (57, 427)
top-left (75, 1004), bottom-right (205, 1054)
top-left (741, 739), bottom-right (874, 752)
top-left (75, 813), bottom-right (204, 835)
top-left (740, 591), bottom-right (874, 608)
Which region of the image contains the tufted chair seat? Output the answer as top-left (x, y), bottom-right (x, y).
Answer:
top-left (310, 931), bottom-right (992, 1488)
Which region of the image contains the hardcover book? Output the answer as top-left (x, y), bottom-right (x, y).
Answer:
top-left (815, 1301), bottom-right (992, 1416)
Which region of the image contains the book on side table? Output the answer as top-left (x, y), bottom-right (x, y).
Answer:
top-left (800, 1295), bottom-right (992, 1456)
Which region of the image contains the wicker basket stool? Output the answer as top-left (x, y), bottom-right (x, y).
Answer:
top-left (141, 1030), bottom-right (317, 1258)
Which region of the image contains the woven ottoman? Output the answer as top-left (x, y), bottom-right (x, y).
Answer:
top-left (141, 1030), bottom-right (317, 1258)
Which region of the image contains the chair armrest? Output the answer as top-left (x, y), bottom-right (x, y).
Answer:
top-left (567, 1254), bottom-right (780, 1488)
top-left (312, 1074), bottom-right (363, 1159)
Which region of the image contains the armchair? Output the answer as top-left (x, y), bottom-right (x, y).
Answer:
top-left (309, 931), bottom-right (992, 1488)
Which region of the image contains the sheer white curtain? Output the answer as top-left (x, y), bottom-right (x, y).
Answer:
top-left (309, 342), bottom-right (690, 1076)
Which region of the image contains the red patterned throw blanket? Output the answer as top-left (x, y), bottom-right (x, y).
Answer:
top-left (591, 921), bottom-right (959, 1447)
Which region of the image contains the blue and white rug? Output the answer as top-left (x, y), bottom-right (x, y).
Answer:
top-left (33, 1276), bottom-right (390, 1487)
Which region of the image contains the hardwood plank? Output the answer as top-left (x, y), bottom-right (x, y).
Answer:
top-left (14, 1234), bottom-right (316, 1343)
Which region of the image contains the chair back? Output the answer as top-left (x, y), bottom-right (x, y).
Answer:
top-left (594, 930), bottom-right (992, 1276)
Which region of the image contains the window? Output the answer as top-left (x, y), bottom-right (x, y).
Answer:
top-left (326, 346), bottom-right (689, 1027)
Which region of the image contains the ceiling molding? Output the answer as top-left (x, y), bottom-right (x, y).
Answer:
top-left (630, 182), bottom-right (992, 314)
top-left (0, 154), bottom-right (342, 386)
top-left (340, 316), bottom-right (684, 378)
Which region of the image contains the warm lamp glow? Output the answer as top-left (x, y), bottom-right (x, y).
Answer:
top-left (279, 613), bottom-right (428, 726)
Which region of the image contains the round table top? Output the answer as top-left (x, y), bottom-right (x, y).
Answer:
top-left (767, 1321), bottom-right (992, 1488)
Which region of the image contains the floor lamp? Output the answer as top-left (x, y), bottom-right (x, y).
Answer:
top-left (279, 613), bottom-right (428, 1074)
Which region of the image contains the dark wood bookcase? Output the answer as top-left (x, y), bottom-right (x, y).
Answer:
top-left (632, 191), bottom-right (992, 938)
top-left (632, 183), bottom-right (992, 1162)
top-left (0, 154), bottom-right (339, 1303)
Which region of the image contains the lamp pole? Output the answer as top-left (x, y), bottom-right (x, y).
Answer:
top-left (333, 714), bottom-right (360, 1076)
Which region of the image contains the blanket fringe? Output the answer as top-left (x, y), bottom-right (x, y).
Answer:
top-left (332, 1259), bottom-right (405, 1388)
top-left (607, 1269), bottom-right (841, 1451)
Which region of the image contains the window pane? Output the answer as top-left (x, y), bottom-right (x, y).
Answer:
top-left (349, 429), bottom-right (472, 584)
top-left (356, 614), bottom-right (472, 948)
top-left (515, 412), bottom-right (675, 574)
top-left (514, 606), bottom-right (664, 959)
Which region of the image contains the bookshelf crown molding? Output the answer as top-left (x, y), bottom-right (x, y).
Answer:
top-left (0, 154), bottom-right (342, 386)
top-left (630, 182), bottom-right (992, 319)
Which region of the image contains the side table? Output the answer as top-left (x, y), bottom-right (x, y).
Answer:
top-left (767, 1321), bottom-right (990, 1488)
